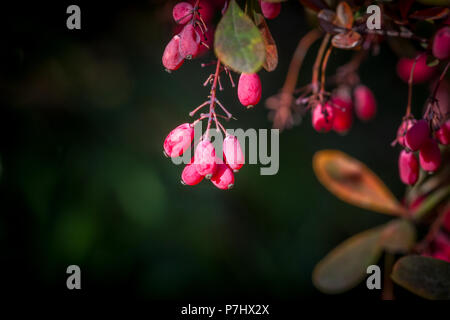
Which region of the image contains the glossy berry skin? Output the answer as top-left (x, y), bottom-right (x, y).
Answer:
top-left (405, 119), bottom-right (430, 151)
top-left (238, 73), bottom-right (262, 107)
top-left (312, 103), bottom-right (334, 133)
top-left (179, 24), bottom-right (201, 59)
top-left (331, 96), bottom-right (353, 134)
top-left (181, 163), bottom-right (204, 186)
top-left (396, 55), bottom-right (435, 84)
top-left (162, 35), bottom-right (184, 71)
top-left (419, 139), bottom-right (441, 172)
top-left (164, 123), bottom-right (194, 157)
top-left (436, 120), bottom-right (450, 145)
top-left (194, 139), bottom-right (217, 178)
top-left (432, 27), bottom-right (450, 60)
top-left (398, 150), bottom-right (419, 185)
top-left (259, 0), bottom-right (281, 20)
top-left (354, 85), bottom-right (376, 121)
top-left (173, 2), bottom-right (194, 24)
top-left (223, 135), bottom-right (244, 172)
top-left (397, 119), bottom-right (416, 147)
top-left (211, 163), bottom-right (235, 190)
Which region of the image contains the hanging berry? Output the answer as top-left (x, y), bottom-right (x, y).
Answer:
top-left (398, 150), bottom-right (419, 185)
top-left (238, 73), bottom-right (262, 108)
top-left (354, 85), bottom-right (376, 121)
top-left (223, 135), bottom-right (245, 172)
top-left (312, 103), bottom-right (335, 133)
top-left (163, 123), bottom-right (194, 157)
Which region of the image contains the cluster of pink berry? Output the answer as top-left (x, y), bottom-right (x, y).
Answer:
top-left (397, 118), bottom-right (449, 185)
top-left (160, 0), bottom-right (281, 190)
top-left (311, 84), bottom-right (377, 134)
top-left (395, 26), bottom-right (450, 186)
top-left (162, 0), bottom-right (221, 71)
top-left (163, 123), bottom-right (244, 190)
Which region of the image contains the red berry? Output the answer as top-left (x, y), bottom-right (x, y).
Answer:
top-left (398, 150), bottom-right (419, 185)
top-left (162, 35), bottom-right (184, 71)
top-left (179, 24), bottom-right (201, 59)
top-left (173, 2), bottom-right (194, 24)
top-left (331, 96), bottom-right (353, 134)
top-left (397, 119), bottom-right (416, 147)
top-left (405, 119), bottom-right (430, 151)
top-left (211, 163), bottom-right (235, 190)
top-left (312, 103), bottom-right (334, 133)
top-left (419, 139), bottom-right (441, 172)
top-left (238, 73), bottom-right (262, 107)
top-left (436, 120), bottom-right (450, 145)
top-left (396, 54), bottom-right (435, 84)
top-left (259, 0), bottom-right (281, 20)
top-left (194, 139), bottom-right (217, 178)
top-left (181, 162), bottom-right (204, 186)
top-left (163, 123), bottom-right (194, 157)
top-left (354, 85), bottom-right (376, 121)
top-left (432, 27), bottom-right (450, 60)
top-left (223, 135), bottom-right (244, 172)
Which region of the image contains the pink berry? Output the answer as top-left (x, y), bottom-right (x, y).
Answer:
top-left (162, 35), bottom-right (184, 71)
top-left (354, 85), bottom-right (376, 121)
top-left (398, 150), bottom-right (419, 185)
top-left (238, 73), bottom-right (262, 107)
top-left (331, 96), bottom-right (353, 134)
top-left (419, 139), bottom-right (441, 172)
top-left (179, 24), bottom-right (201, 59)
top-left (259, 0), bottom-right (281, 20)
top-left (194, 139), bottom-right (217, 178)
top-left (181, 162), bottom-right (204, 186)
top-left (432, 27), bottom-right (450, 60)
top-left (173, 2), bottom-right (194, 24)
top-left (223, 135), bottom-right (244, 172)
top-left (312, 103), bottom-right (335, 133)
top-left (211, 163), bottom-right (235, 190)
top-left (405, 119), bottom-right (430, 151)
top-left (397, 119), bottom-right (416, 147)
top-left (396, 54), bottom-right (435, 84)
top-left (436, 120), bottom-right (450, 145)
top-left (163, 123), bottom-right (194, 157)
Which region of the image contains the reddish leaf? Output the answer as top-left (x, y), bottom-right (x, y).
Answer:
top-left (336, 1), bottom-right (353, 29)
top-left (318, 9), bottom-right (346, 34)
top-left (331, 31), bottom-right (362, 50)
top-left (313, 150), bottom-right (407, 215)
top-left (255, 13), bottom-right (278, 72)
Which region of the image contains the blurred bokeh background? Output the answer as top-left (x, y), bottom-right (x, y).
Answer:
top-left (0, 0), bottom-right (431, 299)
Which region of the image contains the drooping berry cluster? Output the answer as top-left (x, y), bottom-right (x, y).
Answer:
top-left (161, 0), bottom-right (280, 190)
top-left (162, 1), bottom-right (217, 71)
top-left (309, 84), bottom-right (377, 134)
top-left (164, 123), bottom-right (244, 190)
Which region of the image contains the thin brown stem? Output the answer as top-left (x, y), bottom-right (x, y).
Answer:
top-left (320, 46), bottom-right (333, 99)
top-left (406, 54), bottom-right (422, 116)
top-left (431, 62), bottom-right (450, 99)
top-left (312, 34), bottom-right (331, 94)
top-left (205, 59), bottom-right (222, 137)
top-left (281, 29), bottom-right (323, 94)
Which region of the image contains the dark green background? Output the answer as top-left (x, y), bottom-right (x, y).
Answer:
top-left (0, 0), bottom-right (430, 299)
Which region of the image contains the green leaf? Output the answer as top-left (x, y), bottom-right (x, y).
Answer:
top-left (391, 255), bottom-right (450, 300)
top-left (313, 226), bottom-right (383, 294)
top-left (214, 0), bottom-right (265, 73)
top-left (380, 219), bottom-right (416, 254)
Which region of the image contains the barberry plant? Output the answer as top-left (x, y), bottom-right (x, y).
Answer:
top-left (161, 0), bottom-right (450, 299)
